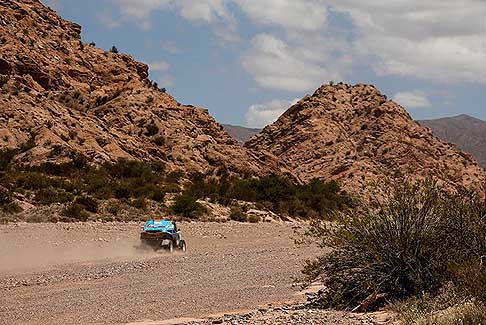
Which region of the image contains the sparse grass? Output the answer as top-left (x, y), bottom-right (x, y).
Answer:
top-left (395, 288), bottom-right (486, 325)
top-left (414, 302), bottom-right (486, 325)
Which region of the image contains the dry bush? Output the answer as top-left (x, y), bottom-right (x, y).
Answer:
top-left (304, 178), bottom-right (486, 311)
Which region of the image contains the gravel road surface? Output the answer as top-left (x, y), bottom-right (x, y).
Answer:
top-left (0, 221), bottom-right (321, 324)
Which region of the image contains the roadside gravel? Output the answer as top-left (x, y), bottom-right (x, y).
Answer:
top-left (0, 221), bottom-right (320, 324)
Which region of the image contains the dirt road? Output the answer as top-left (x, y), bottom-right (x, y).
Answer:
top-left (0, 221), bottom-right (321, 324)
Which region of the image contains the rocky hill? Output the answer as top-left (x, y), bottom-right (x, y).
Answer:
top-left (222, 124), bottom-right (261, 144)
top-left (0, 0), bottom-right (278, 176)
top-left (419, 115), bottom-right (486, 168)
top-left (245, 83), bottom-right (486, 195)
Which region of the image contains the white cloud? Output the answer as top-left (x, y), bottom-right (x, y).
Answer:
top-left (329, 0), bottom-right (486, 84)
top-left (161, 41), bottom-right (182, 54)
top-left (149, 60), bottom-right (170, 72)
top-left (234, 0), bottom-right (327, 32)
top-left (148, 61), bottom-right (174, 86)
top-left (43, 0), bottom-right (61, 10)
top-left (106, 0), bottom-right (486, 87)
top-left (117, 0), bottom-right (170, 20)
top-left (242, 34), bottom-right (345, 92)
top-left (246, 98), bottom-right (299, 128)
top-left (178, 0), bottom-right (231, 23)
top-left (156, 74), bottom-right (175, 87)
top-left (96, 10), bottom-right (121, 29)
top-left (393, 91), bottom-right (431, 108)
top-left (238, 1), bottom-right (486, 87)
top-left (112, 0), bottom-right (234, 32)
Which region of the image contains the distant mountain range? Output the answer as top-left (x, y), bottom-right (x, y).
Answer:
top-left (222, 124), bottom-right (261, 144)
top-left (419, 115), bottom-right (486, 167)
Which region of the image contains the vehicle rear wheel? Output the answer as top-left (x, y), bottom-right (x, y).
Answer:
top-left (179, 240), bottom-right (187, 252)
top-left (165, 240), bottom-right (174, 253)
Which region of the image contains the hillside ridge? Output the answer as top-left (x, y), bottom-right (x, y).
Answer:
top-left (245, 83), bottom-right (486, 195)
top-left (0, 0), bottom-right (279, 176)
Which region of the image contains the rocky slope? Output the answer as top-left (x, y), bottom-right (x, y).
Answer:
top-left (223, 124), bottom-right (261, 144)
top-left (245, 83), bottom-right (486, 195)
top-left (420, 114), bottom-right (486, 168)
top-left (0, 0), bottom-right (278, 176)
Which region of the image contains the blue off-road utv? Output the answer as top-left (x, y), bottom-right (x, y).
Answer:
top-left (140, 220), bottom-right (187, 252)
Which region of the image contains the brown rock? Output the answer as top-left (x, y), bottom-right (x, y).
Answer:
top-left (0, 0), bottom-right (281, 177)
top-left (246, 83), bottom-right (486, 196)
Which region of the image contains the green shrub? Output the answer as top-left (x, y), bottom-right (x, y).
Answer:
top-left (183, 174), bottom-right (350, 219)
top-left (0, 186), bottom-right (13, 205)
top-left (74, 195), bottom-right (98, 213)
top-left (247, 214), bottom-right (260, 223)
top-left (153, 136), bottom-right (165, 146)
top-left (171, 194), bottom-right (205, 219)
top-left (229, 207), bottom-right (247, 222)
top-left (0, 148), bottom-right (17, 171)
top-left (2, 201), bottom-right (22, 214)
top-left (131, 197), bottom-right (147, 210)
top-left (114, 182), bottom-right (131, 199)
top-left (0, 187), bottom-right (22, 213)
top-left (35, 188), bottom-right (74, 205)
top-left (62, 203), bottom-right (89, 221)
top-left (15, 172), bottom-right (55, 190)
top-left (106, 159), bottom-right (154, 180)
top-left (304, 179), bottom-right (486, 311)
top-left (145, 122), bottom-right (159, 136)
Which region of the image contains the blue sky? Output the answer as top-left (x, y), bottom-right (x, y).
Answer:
top-left (43, 0), bottom-right (486, 127)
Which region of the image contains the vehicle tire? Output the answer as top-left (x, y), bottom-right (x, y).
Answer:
top-left (165, 241), bottom-right (174, 253)
top-left (179, 240), bottom-right (187, 252)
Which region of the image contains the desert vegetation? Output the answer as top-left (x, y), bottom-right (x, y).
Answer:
top-left (181, 173), bottom-right (352, 219)
top-left (303, 179), bottom-right (486, 323)
top-left (0, 149), bottom-right (172, 222)
top-left (0, 149), bottom-right (350, 223)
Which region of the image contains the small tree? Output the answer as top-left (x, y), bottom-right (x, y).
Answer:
top-left (171, 194), bottom-right (205, 219)
top-left (110, 46), bottom-right (119, 54)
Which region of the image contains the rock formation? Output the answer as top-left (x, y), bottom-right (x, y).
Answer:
top-left (246, 83), bottom-right (486, 195)
top-left (0, 0), bottom-right (278, 176)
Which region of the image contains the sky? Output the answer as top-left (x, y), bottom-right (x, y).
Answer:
top-left (42, 0), bottom-right (486, 128)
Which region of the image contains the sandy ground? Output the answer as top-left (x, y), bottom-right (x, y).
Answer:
top-left (0, 221), bottom-right (325, 324)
